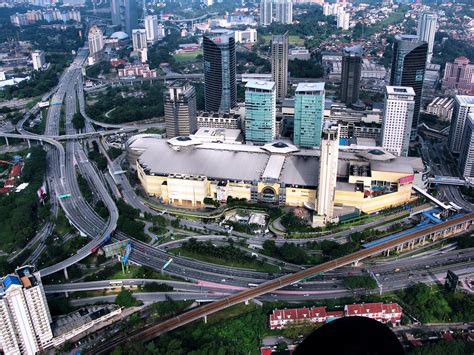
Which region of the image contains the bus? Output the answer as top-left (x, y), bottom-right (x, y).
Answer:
top-left (248, 283), bottom-right (258, 288)
top-left (109, 280), bottom-right (123, 287)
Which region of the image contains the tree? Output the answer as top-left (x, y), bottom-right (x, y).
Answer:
top-left (72, 113), bottom-right (85, 131)
top-left (115, 289), bottom-right (141, 308)
top-left (344, 275), bottom-right (377, 289)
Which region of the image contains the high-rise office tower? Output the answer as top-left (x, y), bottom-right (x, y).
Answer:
top-left (144, 15), bottom-right (158, 43)
top-left (448, 95), bottom-right (474, 155)
top-left (381, 86), bottom-right (415, 157)
top-left (417, 13), bottom-right (437, 63)
top-left (293, 82), bottom-right (325, 148)
top-left (132, 29), bottom-right (147, 51)
top-left (164, 80), bottom-right (197, 138)
top-left (244, 80), bottom-right (276, 144)
top-left (203, 29), bottom-right (236, 112)
top-left (313, 122), bottom-right (339, 227)
top-left (88, 25), bottom-right (104, 56)
top-left (0, 266), bottom-right (53, 355)
top-left (458, 113), bottom-right (474, 179)
top-left (111, 0), bottom-right (138, 36)
top-left (340, 45), bottom-right (363, 105)
top-left (275, 0), bottom-right (292, 24)
top-left (271, 32), bottom-right (288, 101)
top-left (260, 0), bottom-right (272, 26)
top-left (390, 34), bottom-right (428, 138)
top-left (31, 50), bottom-right (45, 71)
top-left (337, 11), bottom-right (350, 30)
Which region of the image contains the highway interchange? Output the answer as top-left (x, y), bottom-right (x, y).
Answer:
top-left (1, 45), bottom-right (474, 347)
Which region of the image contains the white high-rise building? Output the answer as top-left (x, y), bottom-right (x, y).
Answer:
top-left (0, 266), bottom-right (53, 355)
top-left (337, 11), bottom-right (350, 30)
top-left (132, 29), bottom-right (147, 51)
top-left (88, 25), bottom-right (104, 56)
top-left (417, 12), bottom-right (437, 63)
top-left (276, 0), bottom-right (292, 24)
top-left (448, 95), bottom-right (474, 155)
top-left (144, 15), bottom-right (158, 43)
top-left (458, 113), bottom-right (474, 179)
top-left (157, 23), bottom-right (166, 38)
top-left (381, 86), bottom-right (415, 157)
top-left (203, 0), bottom-right (213, 5)
top-left (235, 28), bottom-right (257, 43)
top-left (31, 50), bottom-right (45, 71)
top-left (313, 122), bottom-right (340, 227)
top-left (260, 0), bottom-right (272, 26)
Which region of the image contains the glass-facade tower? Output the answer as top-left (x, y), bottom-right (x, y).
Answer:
top-left (293, 83), bottom-right (325, 148)
top-left (390, 35), bottom-right (428, 138)
top-left (203, 29), bottom-right (236, 112)
top-left (245, 80), bottom-right (276, 144)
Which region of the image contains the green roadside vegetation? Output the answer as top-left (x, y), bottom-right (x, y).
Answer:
top-left (168, 238), bottom-right (280, 273)
top-left (115, 289), bottom-right (142, 308)
top-left (116, 199), bottom-right (150, 243)
top-left (344, 275), bottom-right (377, 289)
top-left (87, 140), bottom-right (108, 171)
top-left (82, 262), bottom-right (183, 282)
top-left (454, 233), bottom-right (474, 249)
top-left (77, 169), bottom-right (93, 204)
top-left (409, 340), bottom-right (474, 355)
top-left (107, 147), bottom-right (122, 160)
top-left (54, 209), bottom-right (75, 236)
top-left (72, 112), bottom-right (85, 131)
top-left (37, 235), bottom-right (89, 269)
top-left (0, 147), bottom-right (49, 254)
top-left (85, 82), bottom-right (165, 124)
top-left (460, 186), bottom-right (474, 203)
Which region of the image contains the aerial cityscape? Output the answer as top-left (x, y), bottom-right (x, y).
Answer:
top-left (0, 0), bottom-right (473, 353)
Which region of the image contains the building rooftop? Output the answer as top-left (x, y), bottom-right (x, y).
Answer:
top-left (245, 80), bottom-right (275, 91)
top-left (386, 86), bottom-right (416, 96)
top-left (456, 95), bottom-right (474, 106)
top-left (343, 44), bottom-right (363, 56)
top-left (296, 82), bottom-right (325, 93)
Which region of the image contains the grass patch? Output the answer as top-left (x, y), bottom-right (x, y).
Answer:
top-left (174, 50), bottom-right (203, 62)
top-left (168, 247), bottom-right (280, 273)
top-left (261, 34), bottom-right (305, 45)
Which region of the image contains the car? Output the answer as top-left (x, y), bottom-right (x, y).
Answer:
top-left (221, 279), bottom-right (226, 282)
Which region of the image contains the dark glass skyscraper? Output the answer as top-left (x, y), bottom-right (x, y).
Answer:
top-left (111, 0), bottom-right (138, 37)
top-left (390, 35), bottom-right (428, 136)
top-left (203, 29), bottom-right (236, 112)
top-left (340, 45), bottom-right (363, 106)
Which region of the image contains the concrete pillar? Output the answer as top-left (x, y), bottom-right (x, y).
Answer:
top-left (353, 260), bottom-right (359, 267)
top-left (4, 137), bottom-right (9, 146)
top-left (244, 300), bottom-right (249, 305)
top-left (203, 315), bottom-right (207, 324)
top-left (63, 267), bottom-right (69, 280)
top-left (27, 139), bottom-right (31, 148)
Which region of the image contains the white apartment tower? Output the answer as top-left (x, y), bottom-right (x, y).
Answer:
top-left (337, 11), bottom-right (350, 30)
top-left (276, 0), bottom-right (293, 24)
top-left (144, 15), bottom-right (158, 43)
top-left (313, 122), bottom-right (340, 227)
top-left (448, 95), bottom-right (474, 155)
top-left (132, 29), bottom-right (147, 51)
top-left (417, 13), bottom-right (437, 63)
top-left (0, 266), bottom-right (53, 355)
top-left (381, 86), bottom-right (415, 157)
top-left (260, 0), bottom-right (272, 26)
top-left (31, 50), bottom-right (45, 71)
top-left (88, 25), bottom-right (104, 55)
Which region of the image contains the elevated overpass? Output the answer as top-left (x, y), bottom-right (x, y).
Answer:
top-left (94, 213), bottom-right (473, 352)
top-left (427, 176), bottom-right (467, 187)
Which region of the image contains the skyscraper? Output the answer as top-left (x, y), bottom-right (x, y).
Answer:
top-left (275, 0), bottom-right (292, 24)
top-left (0, 266), bottom-right (53, 355)
top-left (88, 25), bottom-right (104, 56)
top-left (293, 82), bottom-right (325, 148)
top-left (260, 0), bottom-right (272, 26)
top-left (417, 13), bottom-right (437, 63)
top-left (144, 15), bottom-right (158, 43)
top-left (244, 80), bottom-right (276, 144)
top-left (448, 95), bottom-right (474, 155)
top-left (132, 29), bottom-right (147, 51)
top-left (390, 34), bottom-right (428, 138)
top-left (458, 113), bottom-right (474, 179)
top-left (340, 45), bottom-right (362, 106)
top-left (381, 86), bottom-right (415, 157)
top-left (111, 0), bottom-right (138, 36)
top-left (271, 32), bottom-right (288, 101)
top-left (313, 122), bottom-right (339, 227)
top-left (164, 80), bottom-right (197, 138)
top-left (203, 29), bottom-right (236, 112)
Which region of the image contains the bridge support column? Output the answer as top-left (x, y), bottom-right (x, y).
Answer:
top-left (4, 137), bottom-right (9, 146)
top-left (410, 240), bottom-right (415, 249)
top-left (384, 249), bottom-right (390, 257)
top-left (63, 267), bottom-right (69, 280)
top-left (203, 315), bottom-right (207, 324)
top-left (27, 139), bottom-right (31, 148)
top-left (353, 260), bottom-right (359, 267)
top-left (244, 300), bottom-right (249, 305)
